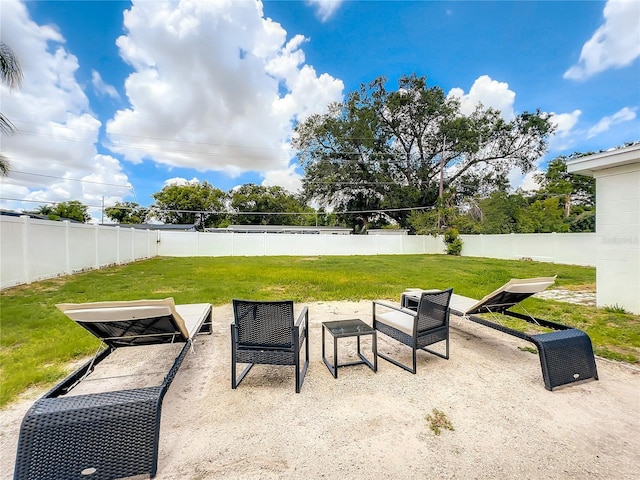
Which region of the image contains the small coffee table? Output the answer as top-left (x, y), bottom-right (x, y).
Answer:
top-left (322, 319), bottom-right (377, 378)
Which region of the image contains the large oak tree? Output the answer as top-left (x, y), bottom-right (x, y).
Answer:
top-left (293, 74), bottom-right (554, 231)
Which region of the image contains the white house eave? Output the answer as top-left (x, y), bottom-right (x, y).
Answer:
top-left (566, 143), bottom-right (640, 176)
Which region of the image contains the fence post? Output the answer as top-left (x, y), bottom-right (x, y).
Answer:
top-left (116, 226), bottom-right (121, 264)
top-left (94, 223), bottom-right (100, 268)
top-left (21, 215), bottom-right (30, 284)
top-left (64, 220), bottom-right (71, 275)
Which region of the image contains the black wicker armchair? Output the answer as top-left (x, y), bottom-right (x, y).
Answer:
top-left (231, 299), bottom-right (309, 393)
top-left (373, 288), bottom-right (453, 373)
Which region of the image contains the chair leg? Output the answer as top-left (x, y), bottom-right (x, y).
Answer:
top-left (232, 363), bottom-right (254, 389)
top-left (412, 345), bottom-right (417, 373)
top-left (421, 337), bottom-right (450, 360)
top-left (231, 330), bottom-right (255, 389)
top-left (295, 329), bottom-right (310, 393)
top-left (376, 351), bottom-right (416, 374)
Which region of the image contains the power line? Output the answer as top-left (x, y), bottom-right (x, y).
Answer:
top-left (0, 196), bottom-right (430, 216)
top-left (9, 171), bottom-right (132, 188)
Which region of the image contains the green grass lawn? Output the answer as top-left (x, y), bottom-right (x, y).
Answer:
top-left (1, 255), bottom-right (638, 407)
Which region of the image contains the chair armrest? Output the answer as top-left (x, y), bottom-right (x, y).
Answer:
top-left (373, 301), bottom-right (417, 317)
top-left (294, 306), bottom-right (309, 340)
top-left (294, 306), bottom-right (309, 327)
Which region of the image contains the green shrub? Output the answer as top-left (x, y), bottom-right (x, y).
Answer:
top-left (443, 228), bottom-right (463, 255)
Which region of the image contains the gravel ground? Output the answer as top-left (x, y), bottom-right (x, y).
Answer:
top-left (1, 300), bottom-right (638, 479)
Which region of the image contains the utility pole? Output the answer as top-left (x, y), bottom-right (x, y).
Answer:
top-left (438, 135), bottom-right (446, 229)
top-left (439, 135), bottom-right (446, 199)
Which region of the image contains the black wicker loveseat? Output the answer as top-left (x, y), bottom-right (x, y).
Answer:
top-left (13, 298), bottom-right (212, 480)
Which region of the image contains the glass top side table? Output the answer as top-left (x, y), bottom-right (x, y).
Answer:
top-left (322, 319), bottom-right (377, 378)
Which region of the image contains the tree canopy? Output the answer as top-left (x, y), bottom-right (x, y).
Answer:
top-left (104, 202), bottom-right (149, 224)
top-left (35, 201), bottom-right (90, 223)
top-left (150, 181), bottom-right (227, 228)
top-left (228, 184), bottom-right (314, 226)
top-left (293, 74), bottom-right (555, 231)
top-left (534, 153), bottom-right (595, 217)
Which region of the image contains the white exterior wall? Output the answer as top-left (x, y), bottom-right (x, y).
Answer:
top-left (567, 143), bottom-right (640, 314)
top-left (594, 164), bottom-right (640, 313)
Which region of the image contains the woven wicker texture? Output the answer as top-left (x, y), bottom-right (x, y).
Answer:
top-left (416, 289), bottom-right (453, 332)
top-left (234, 300), bottom-right (295, 348)
top-left (14, 387), bottom-right (163, 480)
top-left (231, 300), bottom-right (309, 392)
top-left (14, 327), bottom-right (195, 479)
top-left (531, 329), bottom-right (599, 391)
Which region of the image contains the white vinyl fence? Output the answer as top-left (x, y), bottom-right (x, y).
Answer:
top-left (0, 216), bottom-right (158, 289)
top-left (156, 231), bottom-right (596, 266)
top-left (459, 233), bottom-right (596, 266)
top-left (1, 215), bottom-right (596, 290)
top-left (156, 231), bottom-right (445, 257)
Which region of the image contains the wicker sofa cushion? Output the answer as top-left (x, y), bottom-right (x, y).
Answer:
top-left (375, 310), bottom-right (415, 336)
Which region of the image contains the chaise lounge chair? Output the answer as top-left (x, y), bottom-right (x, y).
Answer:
top-left (401, 277), bottom-right (598, 391)
top-left (13, 298), bottom-right (212, 480)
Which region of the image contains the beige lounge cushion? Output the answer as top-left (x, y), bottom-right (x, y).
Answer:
top-left (56, 298), bottom-right (190, 340)
top-left (175, 303), bottom-right (212, 338)
top-left (375, 309), bottom-right (416, 336)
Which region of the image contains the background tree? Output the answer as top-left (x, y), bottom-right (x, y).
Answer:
top-left (0, 42), bottom-right (24, 175)
top-left (534, 154), bottom-right (595, 222)
top-left (522, 197), bottom-right (570, 233)
top-left (33, 201), bottom-right (91, 223)
top-left (229, 184), bottom-right (315, 225)
top-left (104, 201), bottom-right (149, 224)
top-left (294, 74), bottom-right (554, 232)
top-left (150, 181), bottom-right (227, 228)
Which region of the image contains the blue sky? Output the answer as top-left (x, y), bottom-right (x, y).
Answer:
top-left (1, 0), bottom-right (639, 221)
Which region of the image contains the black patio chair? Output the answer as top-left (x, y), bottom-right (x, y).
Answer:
top-left (373, 288), bottom-right (453, 373)
top-left (231, 299), bottom-right (309, 393)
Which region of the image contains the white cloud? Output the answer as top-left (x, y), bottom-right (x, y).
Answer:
top-left (564, 0), bottom-right (640, 80)
top-left (262, 163), bottom-right (303, 193)
top-left (0, 0), bottom-right (131, 220)
top-left (163, 177), bottom-right (201, 187)
top-left (546, 109), bottom-right (582, 151)
top-left (447, 75), bottom-right (516, 120)
top-left (91, 70), bottom-right (120, 99)
top-left (306, 0), bottom-right (343, 22)
top-left (516, 170), bottom-right (542, 192)
top-left (106, 0), bottom-right (343, 181)
top-left (549, 109), bottom-right (582, 136)
top-left (587, 106), bottom-right (637, 138)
